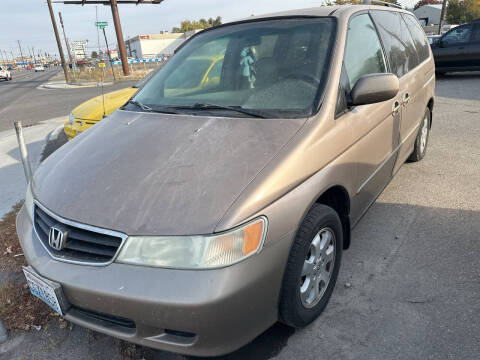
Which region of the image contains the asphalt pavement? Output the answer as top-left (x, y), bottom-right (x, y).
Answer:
top-left (0, 72), bottom-right (479, 360)
top-left (0, 68), bottom-right (137, 132)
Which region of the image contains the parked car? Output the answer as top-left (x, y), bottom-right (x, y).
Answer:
top-left (0, 66), bottom-right (12, 81)
top-left (34, 63), bottom-right (45, 72)
top-left (64, 86), bottom-right (138, 140)
top-left (431, 18), bottom-right (480, 74)
top-left (18, 5), bottom-right (434, 357)
top-left (64, 57), bottom-right (222, 139)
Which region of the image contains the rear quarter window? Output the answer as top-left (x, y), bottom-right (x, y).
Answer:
top-left (402, 14), bottom-right (430, 62)
top-left (370, 10), bottom-right (417, 77)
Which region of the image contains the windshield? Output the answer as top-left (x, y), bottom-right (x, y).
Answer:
top-left (129, 18), bottom-right (336, 118)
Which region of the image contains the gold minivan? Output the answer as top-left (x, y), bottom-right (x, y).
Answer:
top-left (17, 4), bottom-right (434, 357)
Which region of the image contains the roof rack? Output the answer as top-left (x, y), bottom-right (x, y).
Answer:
top-left (362, 0), bottom-right (402, 9)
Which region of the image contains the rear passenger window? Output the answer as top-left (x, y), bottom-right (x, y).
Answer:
top-left (344, 14), bottom-right (387, 89)
top-left (371, 11), bottom-right (418, 77)
top-left (402, 14), bottom-right (430, 62)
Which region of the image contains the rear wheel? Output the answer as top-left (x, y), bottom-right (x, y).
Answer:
top-left (279, 204), bottom-right (342, 328)
top-left (408, 108), bottom-right (430, 162)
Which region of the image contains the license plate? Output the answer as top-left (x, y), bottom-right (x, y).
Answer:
top-left (23, 266), bottom-right (63, 315)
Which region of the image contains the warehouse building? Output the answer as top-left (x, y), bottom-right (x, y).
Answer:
top-left (414, 4), bottom-right (443, 26)
top-left (125, 30), bottom-right (200, 59)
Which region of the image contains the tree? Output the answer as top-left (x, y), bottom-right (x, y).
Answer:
top-left (447, 0), bottom-right (480, 24)
top-left (171, 16), bottom-right (222, 33)
top-left (413, 0), bottom-right (442, 10)
top-left (91, 51), bottom-right (98, 58)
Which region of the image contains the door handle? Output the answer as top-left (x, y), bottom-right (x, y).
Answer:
top-left (403, 93), bottom-right (410, 106)
top-left (392, 100), bottom-right (401, 115)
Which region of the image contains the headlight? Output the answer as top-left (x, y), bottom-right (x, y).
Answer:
top-left (68, 113), bottom-right (75, 124)
top-left (116, 217), bottom-right (267, 269)
top-left (24, 183), bottom-right (34, 220)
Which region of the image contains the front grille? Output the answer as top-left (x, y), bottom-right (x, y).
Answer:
top-left (33, 205), bottom-right (124, 264)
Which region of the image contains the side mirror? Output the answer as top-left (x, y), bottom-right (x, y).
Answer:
top-left (349, 73), bottom-right (399, 106)
top-left (439, 39), bottom-right (448, 47)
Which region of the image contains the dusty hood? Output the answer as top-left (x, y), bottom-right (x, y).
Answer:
top-left (71, 87), bottom-right (137, 121)
top-left (33, 110), bottom-right (305, 235)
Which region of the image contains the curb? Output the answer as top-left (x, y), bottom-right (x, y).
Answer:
top-left (39, 81), bottom-right (114, 89)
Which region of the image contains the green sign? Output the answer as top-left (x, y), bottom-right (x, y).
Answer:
top-left (95, 21), bottom-right (108, 29)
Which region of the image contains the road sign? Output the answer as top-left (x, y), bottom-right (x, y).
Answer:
top-left (95, 21), bottom-right (108, 29)
top-left (98, 62), bottom-right (106, 68)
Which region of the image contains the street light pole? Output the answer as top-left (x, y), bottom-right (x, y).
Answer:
top-left (102, 27), bottom-right (116, 81)
top-left (110, 0), bottom-right (130, 76)
top-left (46, 0), bottom-right (70, 83)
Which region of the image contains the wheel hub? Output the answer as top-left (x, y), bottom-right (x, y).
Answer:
top-left (300, 228), bottom-right (336, 308)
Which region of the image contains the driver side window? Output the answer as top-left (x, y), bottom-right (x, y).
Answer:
top-left (442, 25), bottom-right (472, 44)
top-left (344, 13), bottom-right (387, 89)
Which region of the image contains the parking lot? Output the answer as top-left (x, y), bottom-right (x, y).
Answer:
top-left (0, 72), bottom-right (479, 360)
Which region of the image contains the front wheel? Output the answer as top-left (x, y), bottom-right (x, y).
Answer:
top-left (279, 204), bottom-right (343, 328)
top-left (408, 108), bottom-right (431, 162)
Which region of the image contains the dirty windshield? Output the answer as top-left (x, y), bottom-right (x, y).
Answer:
top-left (130, 18), bottom-right (336, 118)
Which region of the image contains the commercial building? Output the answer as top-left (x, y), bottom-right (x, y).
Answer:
top-left (414, 4), bottom-right (443, 26)
top-left (125, 30), bottom-right (200, 59)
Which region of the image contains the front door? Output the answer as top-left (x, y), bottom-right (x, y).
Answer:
top-left (466, 22), bottom-right (480, 69)
top-left (339, 13), bottom-right (400, 223)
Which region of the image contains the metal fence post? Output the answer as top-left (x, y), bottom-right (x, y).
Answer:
top-left (14, 121), bottom-right (32, 184)
top-left (0, 318), bottom-right (7, 343)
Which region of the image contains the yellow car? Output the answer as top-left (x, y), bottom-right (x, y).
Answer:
top-left (64, 86), bottom-right (137, 140)
top-left (64, 56), bottom-right (223, 140)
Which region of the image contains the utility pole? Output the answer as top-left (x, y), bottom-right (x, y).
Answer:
top-left (59, 12), bottom-right (74, 65)
top-left (17, 40), bottom-right (25, 67)
top-left (61, 0), bottom-right (163, 75)
top-left (0, 50), bottom-right (5, 66)
top-left (110, 0), bottom-right (129, 76)
top-left (27, 47), bottom-right (34, 63)
top-left (46, 0), bottom-right (70, 82)
top-left (438, 0), bottom-right (448, 35)
top-left (31, 47), bottom-right (37, 64)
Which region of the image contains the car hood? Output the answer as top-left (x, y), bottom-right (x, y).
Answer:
top-left (71, 87), bottom-right (137, 121)
top-left (33, 110), bottom-right (305, 235)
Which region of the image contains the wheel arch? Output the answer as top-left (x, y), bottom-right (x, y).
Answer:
top-left (314, 185), bottom-right (351, 249)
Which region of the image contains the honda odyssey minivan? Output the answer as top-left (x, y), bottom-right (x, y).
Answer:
top-left (17, 4), bottom-right (434, 356)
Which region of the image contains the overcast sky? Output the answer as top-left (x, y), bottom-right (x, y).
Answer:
top-left (0, 0), bottom-right (415, 59)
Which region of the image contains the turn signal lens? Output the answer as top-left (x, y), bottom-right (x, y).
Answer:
top-left (242, 220), bottom-right (264, 255)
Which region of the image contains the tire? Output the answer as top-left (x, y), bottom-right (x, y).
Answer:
top-left (408, 108), bottom-right (431, 162)
top-left (279, 204), bottom-right (343, 328)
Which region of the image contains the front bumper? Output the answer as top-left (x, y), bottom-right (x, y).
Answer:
top-left (63, 119), bottom-right (98, 140)
top-left (16, 204), bottom-right (293, 356)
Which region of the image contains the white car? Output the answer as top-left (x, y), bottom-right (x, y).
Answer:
top-left (0, 66), bottom-right (12, 81)
top-left (34, 64), bottom-right (45, 72)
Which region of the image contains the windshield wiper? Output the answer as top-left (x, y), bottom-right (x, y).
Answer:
top-left (126, 100), bottom-right (179, 114)
top-left (127, 99), bottom-right (152, 111)
top-left (172, 103), bottom-right (266, 119)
